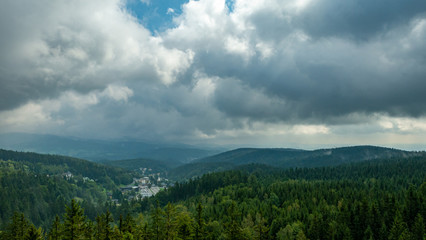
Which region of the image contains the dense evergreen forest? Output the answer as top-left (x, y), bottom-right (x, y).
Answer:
top-left (0, 149), bottom-right (138, 229)
top-left (1, 153), bottom-right (425, 239)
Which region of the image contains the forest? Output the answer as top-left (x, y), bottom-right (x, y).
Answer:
top-left (0, 153), bottom-right (425, 239)
top-left (0, 149), bottom-right (138, 228)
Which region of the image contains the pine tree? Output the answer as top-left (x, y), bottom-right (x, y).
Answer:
top-left (164, 203), bottom-right (177, 240)
top-left (63, 199), bottom-right (88, 240)
top-left (194, 202), bottom-right (205, 240)
top-left (151, 201), bottom-right (164, 240)
top-left (176, 210), bottom-right (193, 240)
top-left (403, 186), bottom-right (420, 230)
top-left (363, 225), bottom-right (373, 240)
top-left (253, 213), bottom-right (269, 240)
top-left (47, 215), bottom-right (62, 240)
top-left (224, 201), bottom-right (243, 240)
top-left (122, 214), bottom-right (135, 235)
top-left (2, 212), bottom-right (30, 240)
top-left (412, 214), bottom-right (424, 240)
top-left (25, 224), bottom-right (43, 240)
top-left (388, 210), bottom-right (410, 240)
top-left (95, 211), bottom-right (113, 240)
top-left (105, 211), bottom-right (114, 240)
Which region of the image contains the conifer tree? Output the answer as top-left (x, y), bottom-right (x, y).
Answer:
top-left (47, 215), bottom-right (62, 240)
top-left (224, 201), bottom-right (243, 240)
top-left (194, 202), bottom-right (205, 240)
top-left (63, 199), bottom-right (88, 240)
top-left (151, 201), bottom-right (164, 240)
top-left (176, 210), bottom-right (193, 240)
top-left (388, 210), bottom-right (410, 240)
top-left (121, 214), bottom-right (135, 235)
top-left (1, 212), bottom-right (30, 240)
top-left (95, 211), bottom-right (114, 240)
top-left (253, 213), bottom-right (269, 240)
top-left (412, 214), bottom-right (425, 240)
top-left (25, 224), bottom-right (43, 240)
top-left (164, 203), bottom-right (177, 240)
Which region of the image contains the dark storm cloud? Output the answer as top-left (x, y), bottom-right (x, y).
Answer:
top-left (297, 0), bottom-right (426, 40)
top-left (164, 0), bottom-right (426, 125)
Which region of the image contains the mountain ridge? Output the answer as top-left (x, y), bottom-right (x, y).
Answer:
top-left (169, 145), bottom-right (425, 180)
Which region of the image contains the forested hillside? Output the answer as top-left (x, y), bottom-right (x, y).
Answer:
top-left (170, 146), bottom-right (425, 180)
top-left (197, 146), bottom-right (423, 167)
top-left (1, 155), bottom-right (424, 239)
top-left (0, 149), bottom-right (138, 229)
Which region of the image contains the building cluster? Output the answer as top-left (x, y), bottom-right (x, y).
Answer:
top-left (119, 175), bottom-right (169, 201)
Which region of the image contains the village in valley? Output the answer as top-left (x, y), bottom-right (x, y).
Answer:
top-left (111, 167), bottom-right (171, 203)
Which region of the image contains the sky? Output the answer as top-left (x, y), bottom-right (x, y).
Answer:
top-left (1, 0), bottom-right (426, 150)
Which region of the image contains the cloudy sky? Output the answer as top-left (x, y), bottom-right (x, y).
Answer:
top-left (1, 0), bottom-right (426, 150)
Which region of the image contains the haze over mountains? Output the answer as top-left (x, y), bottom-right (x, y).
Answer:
top-left (0, 133), bottom-right (221, 163)
top-left (2, 132), bottom-right (423, 183)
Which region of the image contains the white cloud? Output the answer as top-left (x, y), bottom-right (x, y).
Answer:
top-left (167, 8), bottom-right (175, 14)
top-left (0, 102), bottom-right (64, 134)
top-left (292, 125), bottom-right (330, 135)
top-left (102, 85), bottom-right (134, 102)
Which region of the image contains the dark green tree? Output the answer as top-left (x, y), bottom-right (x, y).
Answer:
top-left (164, 203), bottom-right (177, 240)
top-left (24, 224), bottom-right (43, 240)
top-left (63, 199), bottom-right (88, 240)
top-left (1, 212), bottom-right (30, 240)
top-left (151, 201), bottom-right (164, 240)
top-left (388, 210), bottom-right (410, 240)
top-left (223, 201), bottom-right (243, 240)
top-left (194, 202), bottom-right (205, 240)
top-left (253, 213), bottom-right (269, 240)
top-left (412, 214), bottom-right (424, 240)
top-left (176, 210), bottom-right (193, 240)
top-left (47, 215), bottom-right (62, 240)
top-left (95, 210), bottom-right (114, 240)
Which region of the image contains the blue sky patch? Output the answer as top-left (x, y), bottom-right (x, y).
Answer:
top-left (125, 0), bottom-right (190, 33)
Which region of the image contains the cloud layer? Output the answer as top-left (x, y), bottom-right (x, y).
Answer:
top-left (1, 0), bottom-right (426, 148)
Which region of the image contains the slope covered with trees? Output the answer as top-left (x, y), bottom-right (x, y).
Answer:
top-left (171, 146), bottom-right (425, 180)
top-left (197, 146), bottom-right (423, 167)
top-left (1, 155), bottom-right (424, 239)
top-left (0, 149), bottom-right (138, 229)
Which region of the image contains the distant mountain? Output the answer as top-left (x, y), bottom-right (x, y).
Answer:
top-left (170, 146), bottom-right (425, 180)
top-left (196, 145), bottom-right (423, 167)
top-left (0, 133), bottom-right (220, 163)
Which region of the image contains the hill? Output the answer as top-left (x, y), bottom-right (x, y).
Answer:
top-left (170, 145), bottom-right (425, 180)
top-left (0, 149), bottom-right (138, 228)
top-left (197, 145), bottom-right (422, 167)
